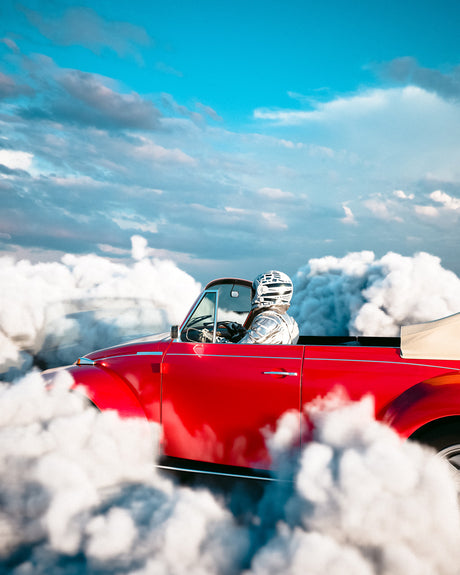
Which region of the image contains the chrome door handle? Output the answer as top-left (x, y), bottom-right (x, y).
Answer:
top-left (263, 371), bottom-right (298, 376)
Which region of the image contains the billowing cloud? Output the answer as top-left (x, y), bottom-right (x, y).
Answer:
top-left (341, 203), bottom-right (356, 225)
top-left (3, 246), bottom-right (460, 379)
top-left (430, 189), bottom-right (460, 210)
top-left (261, 211), bottom-right (288, 229)
top-left (378, 56), bottom-right (460, 101)
top-left (0, 370), bottom-right (244, 572)
top-left (254, 86), bottom-right (460, 184)
top-left (1, 243), bottom-right (460, 573)
top-left (2, 34), bottom-right (460, 281)
top-left (0, 149), bottom-right (33, 171)
top-left (359, 187), bottom-right (460, 229)
top-left (18, 68), bottom-right (162, 130)
top-left (393, 189), bottom-right (414, 200)
top-left (291, 250), bottom-right (460, 337)
top-left (415, 205), bottom-right (439, 217)
top-left (112, 212), bottom-right (159, 234)
top-left (0, 237), bottom-right (201, 377)
top-left (159, 94), bottom-right (223, 124)
top-left (20, 4), bottom-right (151, 59)
top-left (0, 71), bottom-right (27, 99)
top-left (133, 135), bottom-right (195, 164)
top-left (0, 371), bottom-right (458, 574)
top-left (364, 197), bottom-right (403, 222)
top-left (254, 88), bottom-right (390, 124)
top-left (58, 70), bottom-right (160, 129)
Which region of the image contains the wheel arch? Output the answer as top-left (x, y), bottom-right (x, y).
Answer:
top-left (409, 415), bottom-right (460, 443)
top-left (379, 372), bottom-right (460, 439)
top-left (64, 364), bottom-right (149, 420)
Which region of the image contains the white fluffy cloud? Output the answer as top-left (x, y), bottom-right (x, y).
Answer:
top-left (291, 250), bottom-right (460, 336)
top-left (0, 237), bottom-right (201, 377)
top-left (3, 246), bottom-right (460, 379)
top-left (2, 245), bottom-right (460, 573)
top-left (2, 50), bottom-right (460, 281)
top-left (0, 373), bottom-right (458, 574)
top-left (431, 189), bottom-right (460, 211)
top-left (364, 198), bottom-right (403, 222)
top-left (393, 190), bottom-right (414, 200)
top-left (341, 203), bottom-right (356, 225)
top-left (0, 370), bottom-right (242, 572)
top-left (250, 397), bottom-right (460, 575)
top-left (255, 86), bottom-right (460, 185)
top-left (0, 149), bottom-right (34, 171)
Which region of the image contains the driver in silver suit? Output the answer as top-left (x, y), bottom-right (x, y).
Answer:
top-left (220, 270), bottom-right (299, 345)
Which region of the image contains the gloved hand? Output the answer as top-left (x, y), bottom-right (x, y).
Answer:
top-left (224, 322), bottom-right (247, 342)
top-left (199, 328), bottom-right (214, 343)
top-left (201, 322), bottom-right (247, 343)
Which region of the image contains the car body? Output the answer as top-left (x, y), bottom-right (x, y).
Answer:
top-left (50, 277), bottom-right (460, 479)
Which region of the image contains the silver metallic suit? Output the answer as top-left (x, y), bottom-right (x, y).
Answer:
top-left (216, 270), bottom-right (299, 345)
top-left (238, 308), bottom-right (299, 345)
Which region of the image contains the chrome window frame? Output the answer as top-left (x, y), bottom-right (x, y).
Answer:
top-left (178, 289), bottom-right (219, 343)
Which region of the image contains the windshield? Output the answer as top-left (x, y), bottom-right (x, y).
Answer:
top-left (216, 282), bottom-right (251, 324)
top-left (180, 281), bottom-right (252, 342)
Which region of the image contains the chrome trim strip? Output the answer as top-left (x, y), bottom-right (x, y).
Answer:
top-left (303, 357), bottom-right (458, 370)
top-left (178, 289), bottom-right (219, 340)
top-left (155, 464), bottom-right (286, 482)
top-left (263, 371), bottom-right (298, 376)
top-left (166, 353), bottom-right (302, 361)
top-left (213, 290), bottom-right (219, 342)
top-left (84, 352), bottom-right (164, 362)
top-left (76, 357), bottom-right (96, 366)
top-left (98, 354), bottom-right (133, 361)
top-left (164, 352), bottom-right (458, 370)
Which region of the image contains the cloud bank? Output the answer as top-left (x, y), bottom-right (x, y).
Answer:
top-left (0, 237), bottom-right (201, 378)
top-left (1, 242), bottom-right (460, 573)
top-left (3, 243), bottom-right (460, 378)
top-left (2, 27), bottom-right (460, 281)
top-left (291, 250), bottom-right (460, 336)
top-left (0, 372), bottom-right (458, 574)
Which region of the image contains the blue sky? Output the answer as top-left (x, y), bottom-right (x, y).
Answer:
top-left (1, 0), bottom-right (460, 283)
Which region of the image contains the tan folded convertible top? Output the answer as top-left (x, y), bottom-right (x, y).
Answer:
top-left (400, 312), bottom-right (460, 360)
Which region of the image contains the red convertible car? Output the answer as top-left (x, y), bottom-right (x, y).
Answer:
top-left (50, 277), bottom-right (460, 481)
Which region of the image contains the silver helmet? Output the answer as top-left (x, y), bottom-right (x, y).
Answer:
top-left (251, 270), bottom-right (294, 310)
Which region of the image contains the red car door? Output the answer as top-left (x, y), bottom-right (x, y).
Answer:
top-left (161, 340), bottom-right (302, 470)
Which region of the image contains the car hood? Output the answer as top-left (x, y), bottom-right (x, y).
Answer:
top-left (83, 332), bottom-right (170, 361)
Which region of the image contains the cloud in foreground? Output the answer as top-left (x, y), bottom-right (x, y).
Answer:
top-left (0, 372), bottom-right (458, 574)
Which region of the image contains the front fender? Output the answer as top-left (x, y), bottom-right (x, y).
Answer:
top-left (48, 364), bottom-right (149, 420)
top-left (379, 372), bottom-right (460, 438)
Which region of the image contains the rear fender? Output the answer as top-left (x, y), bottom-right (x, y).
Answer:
top-left (379, 372), bottom-right (460, 438)
top-left (61, 364), bottom-right (148, 420)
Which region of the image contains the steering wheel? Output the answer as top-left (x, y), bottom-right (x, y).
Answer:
top-left (182, 321), bottom-right (215, 342)
top-left (215, 321), bottom-right (247, 342)
top-left (182, 321), bottom-right (246, 343)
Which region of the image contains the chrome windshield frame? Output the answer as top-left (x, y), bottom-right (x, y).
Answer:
top-left (178, 289), bottom-right (219, 343)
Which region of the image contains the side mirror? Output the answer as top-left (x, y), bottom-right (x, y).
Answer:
top-left (170, 325), bottom-right (179, 340)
